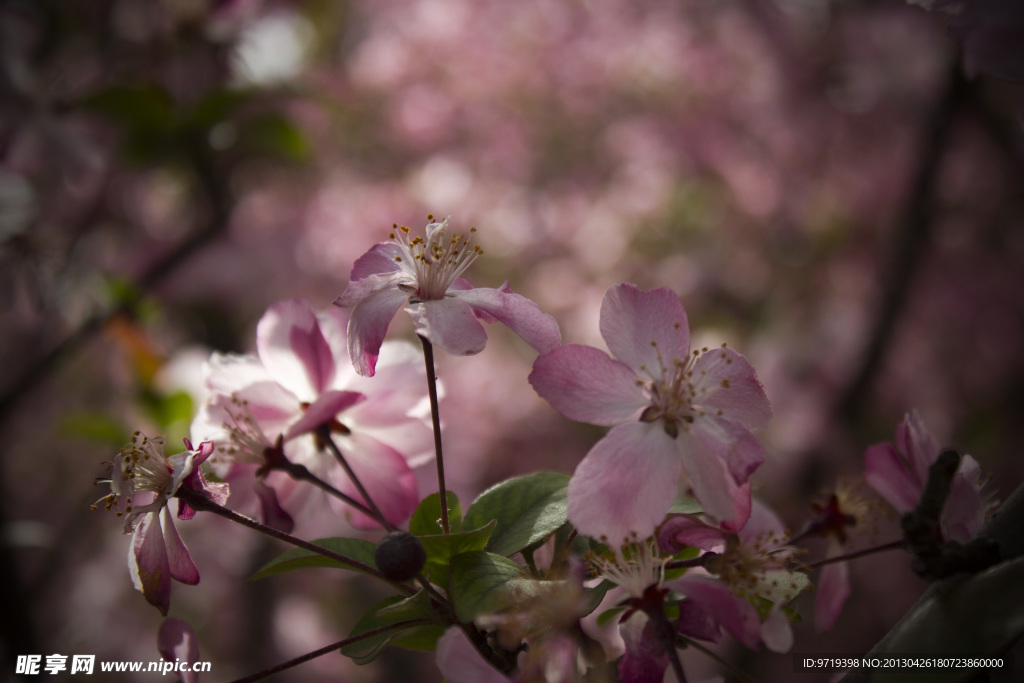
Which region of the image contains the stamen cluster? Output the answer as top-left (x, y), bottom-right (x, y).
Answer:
top-left (389, 216), bottom-right (483, 301)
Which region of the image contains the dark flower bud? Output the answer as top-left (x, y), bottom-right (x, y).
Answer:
top-left (375, 531), bottom-right (426, 582)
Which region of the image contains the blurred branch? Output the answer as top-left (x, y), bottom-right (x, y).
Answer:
top-left (835, 59), bottom-right (969, 421)
top-left (0, 140), bottom-right (232, 432)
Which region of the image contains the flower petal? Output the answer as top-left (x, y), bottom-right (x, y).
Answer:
top-left (599, 284), bottom-right (690, 381)
top-left (162, 506), bottom-right (199, 585)
top-left (530, 344), bottom-right (648, 426)
top-left (347, 242), bottom-right (405, 283)
top-left (158, 618), bottom-right (200, 683)
top-left (344, 280), bottom-right (410, 376)
top-left (331, 432), bottom-right (419, 529)
top-left (814, 557), bottom-right (850, 633)
top-left (283, 389), bottom-right (366, 440)
top-left (678, 425), bottom-right (755, 529)
top-left (618, 613), bottom-right (669, 683)
top-left (896, 411), bottom-right (940, 484)
top-left (435, 627), bottom-right (511, 683)
top-left (453, 282), bottom-right (562, 354)
top-left (257, 299), bottom-right (336, 399)
top-left (671, 575), bottom-right (761, 650)
top-left (761, 605), bottom-right (794, 653)
top-left (943, 454), bottom-right (987, 542)
top-left (129, 512), bottom-right (171, 616)
top-left (863, 442), bottom-right (919, 514)
top-left (567, 422), bottom-right (682, 545)
top-left (691, 346), bottom-right (772, 430)
top-left (405, 296), bottom-right (488, 357)
top-left (657, 514), bottom-right (729, 553)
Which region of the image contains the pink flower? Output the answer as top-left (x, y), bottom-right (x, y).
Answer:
top-left (529, 283), bottom-right (771, 545)
top-left (658, 502), bottom-right (808, 653)
top-left (158, 618), bottom-right (201, 683)
top-left (191, 298), bottom-right (433, 530)
top-left (435, 628), bottom-right (512, 683)
top-left (93, 432), bottom-right (227, 615)
top-left (334, 216), bottom-right (561, 376)
top-left (863, 412), bottom-right (987, 543)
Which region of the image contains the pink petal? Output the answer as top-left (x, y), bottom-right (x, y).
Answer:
top-left (130, 512), bottom-right (171, 616)
top-left (343, 279), bottom-right (410, 376)
top-left (347, 242), bottom-right (405, 282)
top-left (158, 618), bottom-right (200, 683)
top-left (738, 499), bottom-right (788, 546)
top-left (529, 344), bottom-right (648, 426)
top-left (618, 613), bottom-right (669, 683)
top-left (405, 296), bottom-right (488, 357)
top-left (814, 556), bottom-right (850, 633)
top-left (678, 426), bottom-right (754, 529)
top-left (942, 454), bottom-right (987, 542)
top-left (435, 627), bottom-right (511, 683)
top-left (200, 352), bottom-right (271, 395)
top-left (897, 412), bottom-right (940, 484)
top-left (863, 442), bottom-right (919, 514)
top-left (257, 299), bottom-right (336, 399)
top-left (253, 479), bottom-right (295, 533)
top-left (453, 282), bottom-right (562, 354)
top-left (599, 284), bottom-right (690, 381)
top-left (331, 432), bottom-right (419, 529)
top-left (761, 605), bottom-right (794, 653)
top-left (657, 514), bottom-right (729, 553)
top-left (692, 415), bottom-right (765, 485)
top-left (671, 575), bottom-right (761, 650)
top-left (567, 422), bottom-right (682, 545)
top-left (676, 599), bottom-right (722, 643)
top-left (283, 389), bottom-right (366, 440)
top-left (691, 347), bottom-right (772, 430)
top-left (161, 507), bottom-right (199, 585)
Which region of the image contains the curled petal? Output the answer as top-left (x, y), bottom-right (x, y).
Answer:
top-left (530, 344), bottom-right (647, 426)
top-left (343, 278), bottom-right (410, 376)
top-left (405, 296), bottom-right (488, 357)
top-left (657, 514), bottom-right (728, 553)
top-left (346, 242), bottom-right (405, 283)
top-left (453, 282), bottom-right (562, 354)
top-left (599, 284), bottom-right (690, 381)
top-left (129, 512), bottom-right (171, 616)
top-left (678, 426), bottom-right (754, 530)
top-left (283, 390), bottom-right (366, 440)
top-left (253, 480), bottom-right (295, 533)
top-left (567, 422), bottom-right (681, 546)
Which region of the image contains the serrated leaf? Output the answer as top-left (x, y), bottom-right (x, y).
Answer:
top-left (463, 472), bottom-right (570, 557)
top-left (410, 491), bottom-right (462, 536)
top-left (340, 595), bottom-right (437, 665)
top-left (251, 537), bottom-right (378, 580)
top-left (419, 520), bottom-right (496, 587)
top-left (450, 550), bottom-right (564, 622)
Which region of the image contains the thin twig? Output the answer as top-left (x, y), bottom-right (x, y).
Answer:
top-left (803, 539), bottom-right (904, 570)
top-left (419, 335), bottom-right (450, 534)
top-left (314, 426), bottom-right (397, 532)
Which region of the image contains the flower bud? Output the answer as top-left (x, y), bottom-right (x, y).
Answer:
top-left (375, 531), bottom-right (426, 582)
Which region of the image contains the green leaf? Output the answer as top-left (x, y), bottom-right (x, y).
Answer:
top-left (238, 113), bottom-right (310, 161)
top-left (418, 521), bottom-right (496, 587)
top-left (340, 595), bottom-right (442, 664)
top-left (250, 537), bottom-right (378, 580)
top-left (463, 471), bottom-right (570, 557)
top-left (668, 494), bottom-right (702, 515)
top-left (410, 491), bottom-right (463, 536)
top-left (843, 556), bottom-right (1024, 683)
top-left (596, 605), bottom-right (628, 628)
top-left (374, 588), bottom-right (437, 624)
top-left (449, 550), bottom-right (565, 622)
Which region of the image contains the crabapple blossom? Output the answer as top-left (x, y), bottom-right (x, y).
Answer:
top-left (190, 298), bottom-right (434, 530)
top-left (92, 432), bottom-right (227, 615)
top-left (658, 502), bottom-right (809, 653)
top-left (529, 283), bottom-right (771, 545)
top-left (864, 411), bottom-right (988, 543)
top-left (334, 216), bottom-right (561, 376)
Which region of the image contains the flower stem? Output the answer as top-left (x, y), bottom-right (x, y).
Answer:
top-left (271, 451), bottom-right (378, 522)
top-left (175, 488), bottom-right (399, 586)
top-left (419, 335), bottom-right (450, 534)
top-left (805, 539), bottom-right (904, 569)
top-left (314, 426), bottom-right (397, 532)
top-left (229, 619), bottom-right (429, 683)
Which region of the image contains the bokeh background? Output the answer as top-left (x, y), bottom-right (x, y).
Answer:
top-left (2, 0), bottom-right (1023, 681)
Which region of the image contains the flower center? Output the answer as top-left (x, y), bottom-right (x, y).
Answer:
top-left (92, 431), bottom-right (173, 528)
top-left (389, 215), bottom-right (483, 300)
top-left (639, 345), bottom-right (727, 438)
top-left (588, 539), bottom-right (667, 600)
